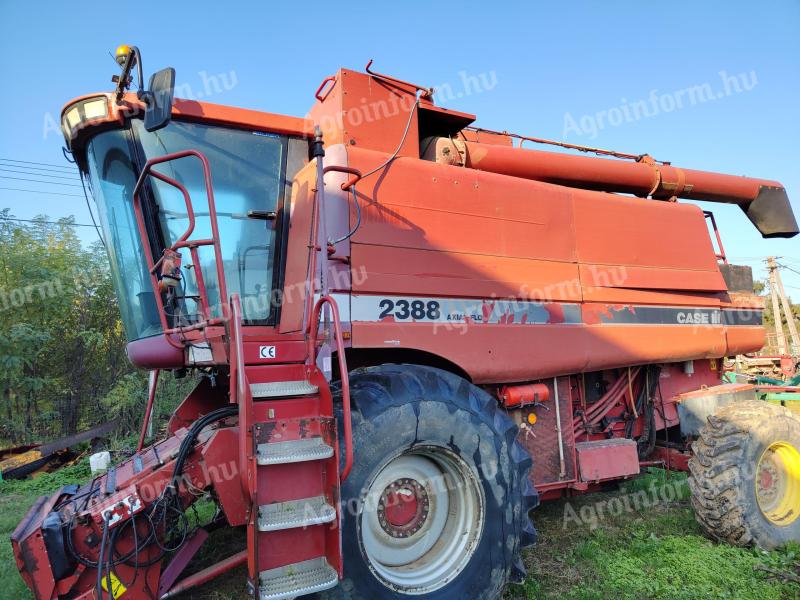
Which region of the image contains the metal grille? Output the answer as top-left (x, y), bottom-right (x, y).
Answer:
top-left (517, 377), bottom-right (577, 486)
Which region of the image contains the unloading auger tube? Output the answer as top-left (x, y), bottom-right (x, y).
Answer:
top-left (425, 136), bottom-right (798, 238)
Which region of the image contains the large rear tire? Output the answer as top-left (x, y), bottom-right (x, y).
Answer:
top-left (324, 364), bottom-right (537, 599)
top-left (688, 400), bottom-right (800, 549)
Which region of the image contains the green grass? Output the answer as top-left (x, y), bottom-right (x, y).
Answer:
top-left (507, 470), bottom-right (800, 600)
top-left (0, 460), bottom-right (92, 600)
top-left (2, 468), bottom-right (798, 599)
top-left (0, 492), bottom-right (39, 600)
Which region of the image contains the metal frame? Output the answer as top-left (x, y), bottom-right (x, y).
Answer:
top-left (131, 149), bottom-right (229, 347)
top-left (704, 210), bottom-right (728, 263)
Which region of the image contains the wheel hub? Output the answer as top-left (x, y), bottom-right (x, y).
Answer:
top-left (756, 441), bottom-right (800, 526)
top-left (378, 478), bottom-right (429, 536)
top-left (360, 449), bottom-right (485, 594)
top-left (758, 463), bottom-right (778, 501)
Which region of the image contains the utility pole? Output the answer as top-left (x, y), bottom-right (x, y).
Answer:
top-left (772, 258), bottom-right (800, 355)
top-left (766, 257), bottom-right (799, 356)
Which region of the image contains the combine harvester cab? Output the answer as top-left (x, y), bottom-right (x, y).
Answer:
top-left (11, 47), bottom-right (800, 599)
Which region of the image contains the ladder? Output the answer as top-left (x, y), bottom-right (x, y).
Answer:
top-left (230, 294), bottom-right (352, 599)
top-left (134, 147), bottom-right (353, 599)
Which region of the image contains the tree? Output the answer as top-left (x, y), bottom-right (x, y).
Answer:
top-left (0, 211), bottom-right (129, 442)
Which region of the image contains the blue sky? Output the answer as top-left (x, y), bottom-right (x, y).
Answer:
top-left (1, 0), bottom-right (798, 292)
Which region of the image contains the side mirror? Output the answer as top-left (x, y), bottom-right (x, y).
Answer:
top-left (144, 67), bottom-right (176, 132)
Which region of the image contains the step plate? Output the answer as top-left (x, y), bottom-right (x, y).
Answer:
top-left (258, 495), bottom-right (336, 531)
top-left (256, 437), bottom-right (334, 466)
top-left (259, 557), bottom-right (338, 600)
top-left (250, 380), bottom-right (319, 399)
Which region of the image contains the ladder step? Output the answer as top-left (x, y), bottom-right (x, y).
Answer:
top-left (258, 495), bottom-right (336, 531)
top-left (250, 380), bottom-right (319, 399)
top-left (259, 557), bottom-right (338, 600)
top-left (256, 437), bottom-right (334, 466)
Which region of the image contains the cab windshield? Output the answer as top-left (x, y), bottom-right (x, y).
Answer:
top-left (86, 120), bottom-right (294, 342)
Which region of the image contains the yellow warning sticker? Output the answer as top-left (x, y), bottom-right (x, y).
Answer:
top-left (100, 571), bottom-right (127, 599)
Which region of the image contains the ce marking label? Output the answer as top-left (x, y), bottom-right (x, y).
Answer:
top-left (259, 345), bottom-right (276, 359)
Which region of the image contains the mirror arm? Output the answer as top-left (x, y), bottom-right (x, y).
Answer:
top-left (114, 46), bottom-right (147, 104)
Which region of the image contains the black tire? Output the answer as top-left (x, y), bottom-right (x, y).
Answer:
top-left (688, 399), bottom-right (800, 549)
top-left (323, 364), bottom-right (537, 600)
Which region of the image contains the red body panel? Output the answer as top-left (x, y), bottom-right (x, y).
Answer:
top-left (576, 439), bottom-right (640, 483)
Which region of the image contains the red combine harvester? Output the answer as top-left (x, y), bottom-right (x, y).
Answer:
top-left (12, 47), bottom-right (800, 599)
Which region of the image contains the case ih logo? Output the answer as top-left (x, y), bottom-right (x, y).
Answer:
top-left (676, 311), bottom-right (721, 325)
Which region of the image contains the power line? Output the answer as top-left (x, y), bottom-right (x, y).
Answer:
top-left (0, 156), bottom-right (107, 247)
top-left (727, 256), bottom-right (800, 261)
top-left (78, 170), bottom-right (107, 250)
top-left (0, 158), bottom-right (75, 171)
top-left (0, 163), bottom-right (77, 181)
top-left (0, 217), bottom-right (99, 228)
top-left (0, 175), bottom-right (82, 187)
top-left (0, 187), bottom-right (83, 198)
top-left (726, 258), bottom-right (764, 264)
top-left (778, 263), bottom-right (800, 278)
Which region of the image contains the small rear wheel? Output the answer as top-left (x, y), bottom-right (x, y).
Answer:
top-left (689, 400), bottom-right (800, 549)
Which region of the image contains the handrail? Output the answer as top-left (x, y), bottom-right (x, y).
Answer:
top-left (308, 295), bottom-right (353, 482)
top-left (365, 59), bottom-right (434, 99)
top-left (314, 76), bottom-right (336, 102)
top-left (703, 210), bottom-right (728, 264)
top-left (230, 294), bottom-right (254, 500)
top-left (131, 149), bottom-right (229, 345)
top-left (322, 165), bottom-right (363, 192)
